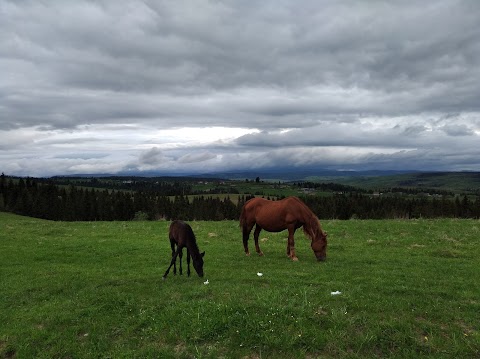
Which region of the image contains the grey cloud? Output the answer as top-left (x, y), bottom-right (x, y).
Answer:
top-left (440, 124), bottom-right (474, 136)
top-left (138, 147), bottom-right (165, 166)
top-left (178, 151), bottom-right (217, 164)
top-left (53, 153), bottom-right (109, 160)
top-left (402, 125), bottom-right (429, 137)
top-left (235, 123), bottom-right (423, 149)
top-left (1, 1), bottom-right (480, 175)
top-left (359, 147), bottom-right (480, 172)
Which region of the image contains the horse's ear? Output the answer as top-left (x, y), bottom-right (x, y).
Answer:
top-left (201, 251), bottom-right (205, 257)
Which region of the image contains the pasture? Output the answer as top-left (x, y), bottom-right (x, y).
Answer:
top-left (0, 212), bottom-right (479, 358)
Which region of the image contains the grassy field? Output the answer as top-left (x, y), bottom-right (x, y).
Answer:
top-left (1, 212), bottom-right (479, 358)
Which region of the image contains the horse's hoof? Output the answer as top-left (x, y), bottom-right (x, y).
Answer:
top-left (258, 252), bottom-right (264, 256)
top-left (245, 252), bottom-right (251, 256)
top-left (292, 257), bottom-right (299, 261)
top-left (162, 276), bottom-right (166, 280)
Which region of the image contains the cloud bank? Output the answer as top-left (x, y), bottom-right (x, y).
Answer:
top-left (1, 0), bottom-right (479, 176)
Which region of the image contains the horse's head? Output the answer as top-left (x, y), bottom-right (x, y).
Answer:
top-left (193, 251), bottom-right (205, 277)
top-left (311, 231), bottom-right (327, 261)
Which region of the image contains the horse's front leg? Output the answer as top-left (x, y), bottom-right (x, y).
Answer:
top-left (287, 227), bottom-right (298, 261)
top-left (186, 249), bottom-right (191, 277)
top-left (253, 225), bottom-right (264, 256)
top-left (243, 223), bottom-right (254, 256)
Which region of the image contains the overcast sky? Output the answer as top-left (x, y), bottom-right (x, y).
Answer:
top-left (1, 0), bottom-right (480, 177)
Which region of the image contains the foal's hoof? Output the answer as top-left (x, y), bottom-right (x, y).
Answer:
top-left (245, 252), bottom-right (251, 256)
top-left (258, 251), bottom-right (264, 256)
top-left (292, 257), bottom-right (299, 261)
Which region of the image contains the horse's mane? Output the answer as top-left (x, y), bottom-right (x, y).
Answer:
top-left (289, 197), bottom-right (322, 240)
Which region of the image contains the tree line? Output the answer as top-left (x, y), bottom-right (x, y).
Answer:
top-left (1, 175), bottom-right (479, 221)
top-left (47, 176), bottom-right (194, 196)
top-left (0, 176), bottom-right (242, 221)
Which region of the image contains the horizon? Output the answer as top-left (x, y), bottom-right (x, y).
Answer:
top-left (3, 168), bottom-right (480, 182)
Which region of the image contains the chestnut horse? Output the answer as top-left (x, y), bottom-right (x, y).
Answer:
top-left (239, 196), bottom-right (327, 261)
top-left (162, 220), bottom-right (205, 279)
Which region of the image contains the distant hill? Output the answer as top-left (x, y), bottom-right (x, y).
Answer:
top-left (196, 168), bottom-right (413, 181)
top-left (60, 168), bottom-right (413, 181)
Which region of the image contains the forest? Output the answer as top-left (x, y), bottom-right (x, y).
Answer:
top-left (1, 174), bottom-right (479, 221)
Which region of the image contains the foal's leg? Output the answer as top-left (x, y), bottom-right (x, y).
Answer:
top-left (186, 249), bottom-right (191, 277)
top-left (170, 240), bottom-right (177, 275)
top-left (253, 225), bottom-right (264, 256)
top-left (178, 248), bottom-right (183, 275)
top-left (287, 227), bottom-right (298, 261)
top-left (163, 248), bottom-right (182, 279)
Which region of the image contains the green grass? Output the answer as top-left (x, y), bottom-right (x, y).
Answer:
top-left (1, 212), bottom-right (479, 358)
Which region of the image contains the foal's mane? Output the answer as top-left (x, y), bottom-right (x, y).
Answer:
top-left (184, 224), bottom-right (202, 258)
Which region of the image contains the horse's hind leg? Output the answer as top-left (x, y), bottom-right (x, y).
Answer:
top-left (253, 225), bottom-right (264, 256)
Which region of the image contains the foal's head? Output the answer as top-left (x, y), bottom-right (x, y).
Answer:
top-left (193, 251), bottom-right (205, 277)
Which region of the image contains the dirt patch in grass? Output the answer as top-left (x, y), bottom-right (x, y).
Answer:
top-left (430, 249), bottom-right (466, 258)
top-left (409, 243), bottom-right (426, 249)
top-left (0, 341), bottom-right (16, 359)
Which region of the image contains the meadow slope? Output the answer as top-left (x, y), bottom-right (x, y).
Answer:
top-left (1, 212), bottom-right (479, 358)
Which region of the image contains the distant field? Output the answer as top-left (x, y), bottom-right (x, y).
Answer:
top-left (192, 181), bottom-right (302, 197)
top-left (1, 213), bottom-right (479, 358)
top-left (308, 172), bottom-right (480, 194)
